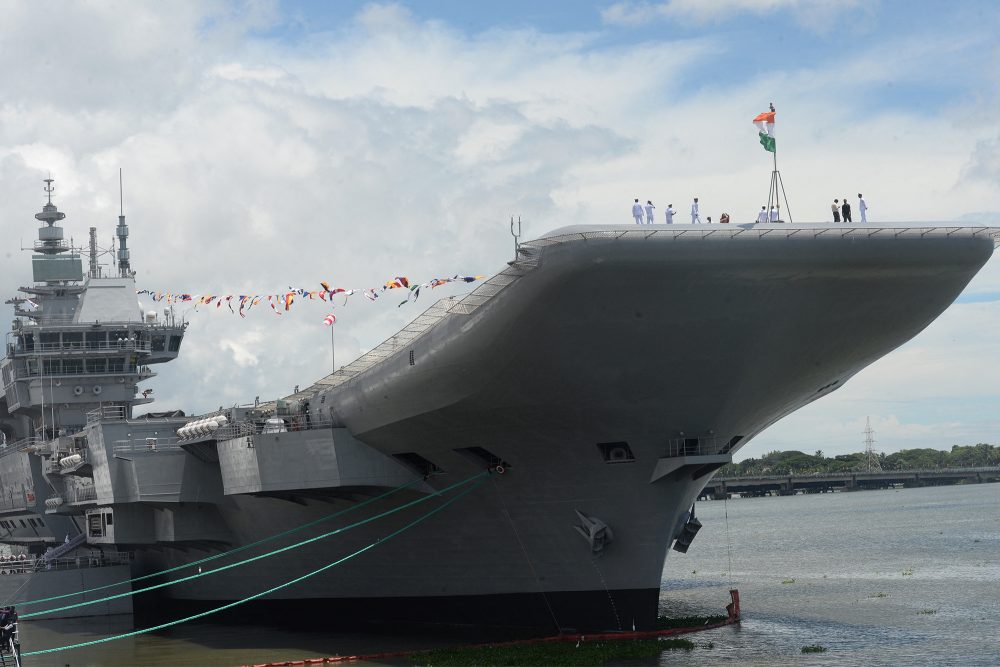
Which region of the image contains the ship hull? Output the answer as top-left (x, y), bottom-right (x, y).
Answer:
top-left (129, 225), bottom-right (994, 632)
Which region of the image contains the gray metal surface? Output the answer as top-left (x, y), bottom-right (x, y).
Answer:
top-left (0, 187), bottom-right (995, 630)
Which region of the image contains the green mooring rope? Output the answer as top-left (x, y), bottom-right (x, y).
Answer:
top-left (22, 478), bottom-right (486, 657)
top-left (21, 471), bottom-right (487, 618)
top-left (15, 474), bottom-right (431, 608)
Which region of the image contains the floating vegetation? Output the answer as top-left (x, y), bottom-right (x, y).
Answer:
top-left (918, 609), bottom-right (937, 615)
top-left (782, 578), bottom-right (796, 584)
top-left (801, 644), bottom-right (828, 653)
top-left (656, 614), bottom-right (727, 630)
top-left (902, 567), bottom-right (914, 576)
top-left (868, 592), bottom-right (889, 599)
top-left (409, 638), bottom-right (695, 666)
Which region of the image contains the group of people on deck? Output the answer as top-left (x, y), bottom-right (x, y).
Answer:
top-left (832, 194), bottom-right (869, 223)
top-left (632, 198), bottom-right (730, 225)
top-left (631, 193), bottom-right (869, 224)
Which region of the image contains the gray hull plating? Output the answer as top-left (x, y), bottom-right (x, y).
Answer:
top-left (140, 225), bottom-right (993, 630)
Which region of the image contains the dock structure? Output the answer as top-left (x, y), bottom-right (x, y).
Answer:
top-left (700, 466), bottom-right (1000, 499)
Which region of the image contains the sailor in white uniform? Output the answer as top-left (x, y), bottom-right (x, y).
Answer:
top-left (756, 206), bottom-right (768, 223)
top-left (644, 200), bottom-right (655, 224)
top-left (665, 204), bottom-right (675, 224)
top-left (632, 199), bottom-right (643, 225)
top-left (768, 206), bottom-right (779, 222)
top-left (690, 198), bottom-right (701, 224)
top-left (858, 194), bottom-right (868, 223)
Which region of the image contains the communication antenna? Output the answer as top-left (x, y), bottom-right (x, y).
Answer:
top-left (116, 168), bottom-right (133, 277)
top-left (863, 417), bottom-right (882, 472)
top-left (88, 227), bottom-right (99, 278)
top-left (510, 215), bottom-right (522, 260)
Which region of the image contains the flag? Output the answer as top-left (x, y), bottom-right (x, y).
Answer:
top-left (323, 313), bottom-right (336, 326)
top-left (753, 111), bottom-right (776, 153)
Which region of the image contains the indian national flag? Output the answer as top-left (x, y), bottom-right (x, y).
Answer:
top-left (753, 111), bottom-right (776, 153)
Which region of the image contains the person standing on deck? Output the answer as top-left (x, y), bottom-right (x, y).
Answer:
top-left (832, 199), bottom-right (841, 222)
top-left (757, 206), bottom-right (768, 223)
top-left (769, 205), bottom-right (779, 222)
top-left (645, 200), bottom-right (655, 224)
top-left (665, 204), bottom-right (675, 224)
top-left (691, 198), bottom-right (701, 224)
top-left (858, 194), bottom-right (868, 223)
top-left (632, 198), bottom-right (643, 224)
top-left (842, 197), bottom-right (852, 223)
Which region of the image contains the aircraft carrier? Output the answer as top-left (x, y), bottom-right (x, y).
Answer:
top-left (0, 180), bottom-right (995, 630)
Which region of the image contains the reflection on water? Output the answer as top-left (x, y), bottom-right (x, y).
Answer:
top-left (16, 483), bottom-right (1000, 667)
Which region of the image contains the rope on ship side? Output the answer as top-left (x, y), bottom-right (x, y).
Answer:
top-left (20, 471), bottom-right (490, 619)
top-left (14, 474), bottom-right (432, 609)
top-left (20, 475), bottom-right (489, 657)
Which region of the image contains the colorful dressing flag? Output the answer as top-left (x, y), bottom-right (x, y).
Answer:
top-left (753, 111), bottom-right (776, 153)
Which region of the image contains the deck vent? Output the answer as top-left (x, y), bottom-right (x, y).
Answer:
top-left (393, 452), bottom-right (442, 477)
top-left (597, 442), bottom-right (635, 464)
top-left (722, 436), bottom-right (744, 454)
top-left (454, 446), bottom-right (509, 469)
top-left (409, 350), bottom-right (415, 366)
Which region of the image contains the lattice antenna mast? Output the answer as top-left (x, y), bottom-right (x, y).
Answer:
top-left (116, 168), bottom-right (133, 277)
top-left (864, 417), bottom-right (882, 472)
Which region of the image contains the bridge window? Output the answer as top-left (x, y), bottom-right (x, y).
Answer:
top-left (86, 359), bottom-right (107, 374)
top-left (84, 331), bottom-right (106, 349)
top-left (63, 359), bottom-right (83, 374)
top-left (43, 359), bottom-right (62, 375)
top-left (150, 335), bottom-right (166, 352)
top-left (63, 332), bottom-right (83, 349)
top-left (168, 336), bottom-right (182, 352)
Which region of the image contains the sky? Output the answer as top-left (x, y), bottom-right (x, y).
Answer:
top-left (1, 0), bottom-right (999, 460)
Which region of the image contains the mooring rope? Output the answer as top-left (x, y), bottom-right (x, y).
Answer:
top-left (21, 477), bottom-right (487, 657)
top-left (21, 471), bottom-right (489, 619)
top-left (13, 474), bottom-right (431, 608)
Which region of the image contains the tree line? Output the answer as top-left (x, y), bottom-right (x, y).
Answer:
top-left (719, 443), bottom-right (1000, 477)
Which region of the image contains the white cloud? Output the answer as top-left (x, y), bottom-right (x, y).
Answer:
top-left (602, 0), bottom-right (867, 29)
top-left (0, 1), bottom-right (997, 457)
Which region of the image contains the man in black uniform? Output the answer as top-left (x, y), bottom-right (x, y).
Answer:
top-left (841, 197), bottom-right (852, 223)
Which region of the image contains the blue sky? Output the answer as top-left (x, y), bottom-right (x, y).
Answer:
top-left (0, 0), bottom-right (998, 459)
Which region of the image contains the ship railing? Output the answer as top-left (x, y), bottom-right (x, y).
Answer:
top-left (112, 436), bottom-right (183, 455)
top-left (525, 224), bottom-right (1000, 248)
top-left (0, 436), bottom-right (46, 460)
top-left (0, 551), bottom-right (135, 574)
top-left (16, 365), bottom-right (147, 379)
top-left (20, 340), bottom-right (153, 354)
top-left (87, 406), bottom-right (128, 424)
top-left (181, 418), bottom-right (340, 442)
top-left (663, 437), bottom-right (721, 458)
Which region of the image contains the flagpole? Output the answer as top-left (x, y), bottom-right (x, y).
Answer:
top-left (331, 325), bottom-right (336, 373)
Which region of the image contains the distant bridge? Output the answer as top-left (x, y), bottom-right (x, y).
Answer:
top-left (700, 466), bottom-right (1000, 499)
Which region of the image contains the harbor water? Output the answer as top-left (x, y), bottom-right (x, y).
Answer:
top-left (15, 482), bottom-right (1000, 666)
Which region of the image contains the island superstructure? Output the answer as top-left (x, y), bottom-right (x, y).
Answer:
top-left (0, 180), bottom-right (995, 630)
